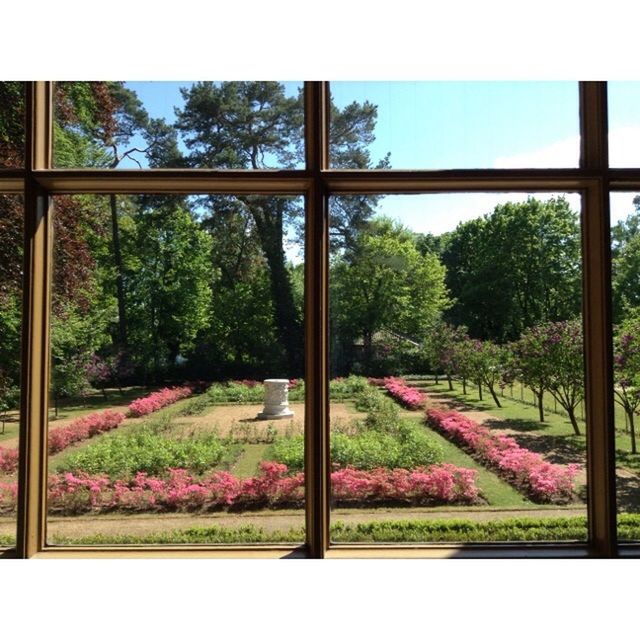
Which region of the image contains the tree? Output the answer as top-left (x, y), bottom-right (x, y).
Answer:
top-left (513, 326), bottom-right (553, 423)
top-left (331, 218), bottom-right (450, 369)
top-left (424, 321), bottom-right (469, 390)
top-left (463, 338), bottom-right (509, 408)
top-left (55, 82), bottom-right (180, 351)
top-left (175, 82), bottom-right (387, 374)
top-left (442, 197), bottom-right (581, 342)
top-left (516, 320), bottom-right (585, 435)
top-left (613, 314), bottom-right (640, 453)
top-left (612, 198), bottom-right (640, 324)
top-left (123, 199), bottom-right (212, 380)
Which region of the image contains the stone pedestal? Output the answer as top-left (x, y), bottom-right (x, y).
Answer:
top-left (256, 379), bottom-right (294, 420)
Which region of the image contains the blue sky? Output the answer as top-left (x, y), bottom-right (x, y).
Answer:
top-left (121, 81), bottom-right (640, 233)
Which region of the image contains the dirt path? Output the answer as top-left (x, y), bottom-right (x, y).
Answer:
top-left (0, 505), bottom-right (588, 540)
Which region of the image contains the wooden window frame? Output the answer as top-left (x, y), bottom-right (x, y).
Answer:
top-left (0, 81), bottom-right (635, 558)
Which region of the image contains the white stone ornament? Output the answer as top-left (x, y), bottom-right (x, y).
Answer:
top-left (256, 379), bottom-right (294, 420)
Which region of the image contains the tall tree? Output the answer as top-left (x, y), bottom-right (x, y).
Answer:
top-left (175, 82), bottom-right (387, 374)
top-left (331, 217), bottom-right (450, 367)
top-left (611, 197), bottom-right (640, 324)
top-left (442, 197), bottom-right (581, 342)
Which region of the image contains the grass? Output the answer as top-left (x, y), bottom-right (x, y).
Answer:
top-left (409, 416), bottom-right (533, 507)
top-left (231, 443), bottom-right (270, 477)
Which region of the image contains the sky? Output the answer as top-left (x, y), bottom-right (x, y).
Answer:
top-left (120, 80), bottom-right (640, 233)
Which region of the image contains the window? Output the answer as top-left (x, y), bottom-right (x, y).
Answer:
top-left (0, 81), bottom-right (629, 558)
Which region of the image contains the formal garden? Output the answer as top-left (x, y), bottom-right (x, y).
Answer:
top-left (3, 81), bottom-right (640, 545)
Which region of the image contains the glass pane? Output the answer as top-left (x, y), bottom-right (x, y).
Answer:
top-left (0, 194), bottom-right (23, 549)
top-left (47, 193), bottom-right (305, 546)
top-left (0, 82), bottom-right (25, 168)
top-left (611, 192), bottom-right (640, 541)
top-left (329, 192), bottom-right (588, 544)
top-left (53, 82), bottom-right (304, 170)
top-left (329, 81), bottom-right (579, 169)
top-left (607, 82), bottom-right (640, 168)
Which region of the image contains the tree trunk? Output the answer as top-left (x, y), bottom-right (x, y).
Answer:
top-left (248, 198), bottom-right (303, 376)
top-left (478, 383), bottom-right (483, 401)
top-left (630, 410), bottom-right (637, 455)
top-left (110, 194), bottom-right (128, 350)
top-left (363, 331), bottom-right (373, 370)
top-left (536, 390), bottom-right (545, 422)
top-left (462, 377), bottom-right (467, 394)
top-left (489, 385), bottom-right (502, 408)
top-left (567, 406), bottom-right (581, 435)
top-left (447, 374), bottom-right (453, 391)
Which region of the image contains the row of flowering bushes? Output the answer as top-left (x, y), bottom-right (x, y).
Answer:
top-left (128, 385), bottom-right (194, 417)
top-left (0, 409), bottom-right (127, 475)
top-left (48, 410), bottom-right (126, 455)
top-left (426, 408), bottom-right (580, 503)
top-left (381, 377), bottom-right (428, 410)
top-left (0, 447), bottom-right (19, 474)
top-left (0, 461), bottom-right (479, 514)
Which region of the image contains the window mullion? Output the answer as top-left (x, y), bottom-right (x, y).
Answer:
top-left (16, 81), bottom-right (53, 558)
top-left (579, 81), bottom-right (617, 557)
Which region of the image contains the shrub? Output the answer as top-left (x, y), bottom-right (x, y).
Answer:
top-left (128, 386), bottom-right (193, 417)
top-left (383, 377), bottom-right (427, 409)
top-left (57, 428), bottom-right (226, 477)
top-left (48, 409), bottom-right (126, 455)
top-left (206, 381), bottom-right (264, 404)
top-left (269, 422), bottom-right (442, 472)
top-left (0, 447), bottom-right (19, 474)
top-left (330, 376), bottom-right (370, 399)
top-left (1, 461), bottom-right (478, 515)
top-left (426, 408), bottom-right (580, 503)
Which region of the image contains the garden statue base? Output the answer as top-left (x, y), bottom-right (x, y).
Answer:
top-left (256, 379), bottom-right (294, 420)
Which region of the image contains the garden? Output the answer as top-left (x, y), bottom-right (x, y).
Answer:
top-left (3, 81), bottom-right (640, 546)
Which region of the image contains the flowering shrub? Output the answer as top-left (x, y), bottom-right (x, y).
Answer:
top-left (0, 447), bottom-right (19, 474)
top-left (48, 410), bottom-right (126, 455)
top-left (128, 386), bottom-right (194, 417)
top-left (383, 377), bottom-right (427, 410)
top-left (0, 461), bottom-right (479, 514)
top-left (426, 408), bottom-right (580, 503)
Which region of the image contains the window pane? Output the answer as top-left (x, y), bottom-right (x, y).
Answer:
top-left (607, 82), bottom-right (640, 168)
top-left (329, 192), bottom-right (588, 544)
top-left (329, 82), bottom-right (579, 169)
top-left (611, 192), bottom-right (640, 541)
top-left (0, 82), bottom-right (25, 169)
top-left (47, 193), bottom-right (305, 546)
top-left (53, 82), bottom-right (305, 170)
top-left (0, 194), bottom-right (23, 549)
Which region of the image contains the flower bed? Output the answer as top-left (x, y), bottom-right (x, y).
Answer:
top-left (48, 409), bottom-right (126, 455)
top-left (0, 461), bottom-right (479, 514)
top-left (426, 408), bottom-right (580, 503)
top-left (382, 377), bottom-right (427, 410)
top-left (0, 447), bottom-right (19, 474)
top-left (128, 385), bottom-right (194, 417)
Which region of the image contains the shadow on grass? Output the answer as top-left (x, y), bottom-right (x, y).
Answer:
top-left (498, 431), bottom-right (585, 467)
top-left (615, 472), bottom-right (640, 512)
top-left (484, 417), bottom-right (549, 434)
top-left (427, 391), bottom-right (494, 413)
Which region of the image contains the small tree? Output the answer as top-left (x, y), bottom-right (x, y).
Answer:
top-left (513, 326), bottom-right (552, 423)
top-left (517, 320), bottom-right (585, 435)
top-left (613, 315), bottom-right (640, 453)
top-left (424, 322), bottom-right (468, 390)
top-left (465, 339), bottom-right (508, 408)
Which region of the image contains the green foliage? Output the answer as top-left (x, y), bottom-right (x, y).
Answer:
top-left (270, 392), bottom-right (442, 472)
top-left (330, 375), bottom-right (370, 399)
top-left (612, 201), bottom-right (640, 324)
top-left (442, 197), bottom-right (581, 342)
top-left (207, 382), bottom-right (265, 404)
top-left (58, 427), bottom-right (226, 477)
top-left (332, 217), bottom-right (450, 371)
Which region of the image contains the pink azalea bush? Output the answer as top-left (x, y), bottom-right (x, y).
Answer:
top-left (128, 385), bottom-right (194, 417)
top-left (0, 447), bottom-right (19, 474)
top-left (0, 461), bottom-right (479, 514)
top-left (383, 377), bottom-right (427, 410)
top-left (426, 408), bottom-right (580, 503)
top-left (48, 409), bottom-right (126, 455)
